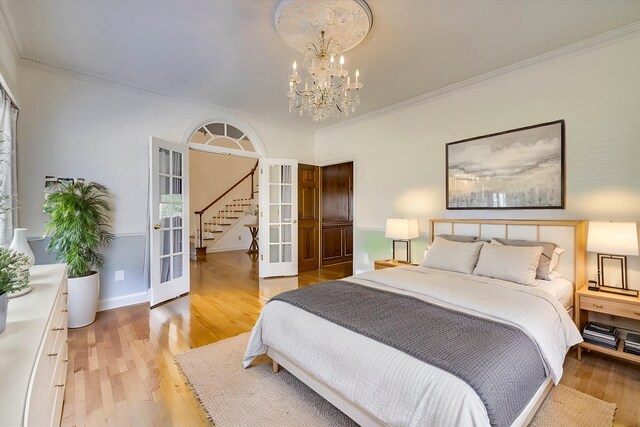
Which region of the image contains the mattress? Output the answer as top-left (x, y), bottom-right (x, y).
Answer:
top-left (536, 277), bottom-right (574, 309)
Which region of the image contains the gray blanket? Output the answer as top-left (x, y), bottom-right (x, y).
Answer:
top-left (271, 281), bottom-right (546, 427)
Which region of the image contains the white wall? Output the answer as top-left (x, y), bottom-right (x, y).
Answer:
top-left (17, 64), bottom-right (314, 305)
top-left (316, 32), bottom-right (640, 287)
top-left (13, 29), bottom-right (640, 302)
top-left (17, 65), bottom-right (314, 236)
top-left (0, 8), bottom-right (19, 103)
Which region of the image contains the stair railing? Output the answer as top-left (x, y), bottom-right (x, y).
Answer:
top-left (194, 160), bottom-right (259, 248)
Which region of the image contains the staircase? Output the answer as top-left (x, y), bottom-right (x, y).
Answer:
top-left (191, 160), bottom-right (259, 259)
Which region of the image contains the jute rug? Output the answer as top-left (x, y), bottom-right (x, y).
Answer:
top-left (175, 333), bottom-right (616, 427)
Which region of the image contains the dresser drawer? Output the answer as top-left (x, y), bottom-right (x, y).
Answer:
top-left (24, 271), bottom-right (69, 427)
top-left (580, 295), bottom-right (640, 321)
top-left (25, 345), bottom-right (58, 426)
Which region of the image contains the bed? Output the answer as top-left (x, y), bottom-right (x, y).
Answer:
top-left (244, 219), bottom-right (587, 426)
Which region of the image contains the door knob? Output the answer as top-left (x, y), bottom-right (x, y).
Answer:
top-left (153, 224), bottom-right (161, 230)
top-left (293, 219), bottom-right (297, 224)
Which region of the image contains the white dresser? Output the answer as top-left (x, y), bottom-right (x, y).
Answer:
top-left (0, 264), bottom-right (68, 427)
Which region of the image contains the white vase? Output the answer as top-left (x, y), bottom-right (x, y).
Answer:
top-left (9, 228), bottom-right (35, 268)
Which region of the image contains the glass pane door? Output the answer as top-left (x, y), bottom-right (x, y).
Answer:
top-left (159, 149), bottom-right (184, 283)
top-left (259, 159), bottom-right (298, 278)
top-left (150, 137), bottom-right (190, 306)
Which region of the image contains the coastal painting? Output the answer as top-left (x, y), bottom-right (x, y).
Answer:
top-left (446, 120), bottom-right (565, 209)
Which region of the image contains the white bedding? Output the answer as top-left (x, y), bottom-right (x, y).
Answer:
top-left (535, 276), bottom-right (574, 310)
top-left (244, 266), bottom-right (582, 427)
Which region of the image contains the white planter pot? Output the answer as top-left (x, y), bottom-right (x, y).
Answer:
top-left (68, 272), bottom-right (100, 328)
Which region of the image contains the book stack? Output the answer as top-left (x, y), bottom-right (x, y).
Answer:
top-left (624, 333), bottom-right (640, 356)
top-left (583, 322), bottom-right (619, 350)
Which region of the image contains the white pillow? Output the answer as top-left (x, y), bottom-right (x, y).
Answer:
top-left (549, 247), bottom-right (565, 273)
top-left (473, 243), bottom-right (544, 286)
top-left (421, 237), bottom-right (485, 274)
top-left (548, 271), bottom-right (563, 280)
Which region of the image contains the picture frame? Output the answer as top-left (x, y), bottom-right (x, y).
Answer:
top-left (392, 240), bottom-right (410, 264)
top-left (446, 120), bottom-right (565, 210)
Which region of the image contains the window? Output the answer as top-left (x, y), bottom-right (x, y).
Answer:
top-left (189, 122), bottom-right (256, 155)
top-left (0, 85), bottom-right (18, 246)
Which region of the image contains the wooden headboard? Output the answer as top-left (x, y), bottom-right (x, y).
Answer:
top-left (429, 219), bottom-right (587, 289)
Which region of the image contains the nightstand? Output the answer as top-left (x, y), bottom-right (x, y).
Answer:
top-left (374, 259), bottom-right (419, 270)
top-left (575, 286), bottom-right (640, 364)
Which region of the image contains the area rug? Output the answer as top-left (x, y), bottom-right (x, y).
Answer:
top-left (175, 333), bottom-right (616, 427)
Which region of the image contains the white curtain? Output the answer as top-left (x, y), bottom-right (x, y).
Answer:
top-left (0, 85), bottom-right (19, 246)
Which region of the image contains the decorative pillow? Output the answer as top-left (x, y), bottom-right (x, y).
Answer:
top-left (493, 238), bottom-right (557, 281)
top-left (437, 234), bottom-right (478, 243)
top-left (421, 237), bottom-right (485, 274)
top-left (473, 244), bottom-right (544, 286)
top-left (549, 247), bottom-right (565, 273)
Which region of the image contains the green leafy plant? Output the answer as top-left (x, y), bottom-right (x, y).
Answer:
top-left (0, 247), bottom-right (30, 295)
top-left (44, 182), bottom-right (114, 278)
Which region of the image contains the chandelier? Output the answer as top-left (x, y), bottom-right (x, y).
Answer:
top-left (275, 0), bottom-right (372, 122)
top-left (287, 31), bottom-right (362, 121)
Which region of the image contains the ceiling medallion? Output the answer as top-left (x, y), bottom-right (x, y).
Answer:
top-left (275, 0), bottom-right (373, 122)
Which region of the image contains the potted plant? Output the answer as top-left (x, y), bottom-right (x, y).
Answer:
top-left (44, 182), bottom-right (114, 328)
top-left (0, 247), bottom-right (30, 333)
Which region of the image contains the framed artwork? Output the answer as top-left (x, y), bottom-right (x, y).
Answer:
top-left (446, 120), bottom-right (565, 210)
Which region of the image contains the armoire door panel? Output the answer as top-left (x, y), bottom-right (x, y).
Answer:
top-left (321, 162), bottom-right (353, 223)
top-left (320, 162), bottom-right (353, 266)
top-left (322, 228), bottom-right (344, 260)
top-left (344, 226), bottom-right (353, 257)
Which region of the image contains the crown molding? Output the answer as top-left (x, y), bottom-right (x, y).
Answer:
top-left (316, 21), bottom-right (640, 137)
top-left (0, 4), bottom-right (21, 61)
top-left (18, 56), bottom-right (315, 137)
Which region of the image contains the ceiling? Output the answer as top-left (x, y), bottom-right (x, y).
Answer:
top-left (3, 0), bottom-right (640, 132)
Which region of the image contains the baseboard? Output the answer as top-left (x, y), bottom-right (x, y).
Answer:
top-left (97, 291), bottom-right (148, 312)
top-left (206, 245), bottom-right (250, 253)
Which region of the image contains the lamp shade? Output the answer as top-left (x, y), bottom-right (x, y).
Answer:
top-left (587, 221), bottom-right (639, 256)
top-left (385, 218), bottom-right (419, 240)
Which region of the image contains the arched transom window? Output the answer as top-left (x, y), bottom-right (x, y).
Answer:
top-left (189, 122), bottom-right (256, 154)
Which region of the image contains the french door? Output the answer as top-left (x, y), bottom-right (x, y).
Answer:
top-left (259, 158), bottom-right (298, 278)
top-left (149, 137), bottom-right (190, 306)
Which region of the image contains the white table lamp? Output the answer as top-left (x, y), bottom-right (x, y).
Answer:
top-left (385, 218), bottom-right (419, 263)
top-left (587, 221), bottom-right (639, 296)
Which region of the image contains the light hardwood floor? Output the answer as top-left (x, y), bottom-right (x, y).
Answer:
top-left (61, 251), bottom-right (352, 426)
top-left (61, 251), bottom-right (640, 427)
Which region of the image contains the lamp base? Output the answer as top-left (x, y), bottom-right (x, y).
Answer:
top-left (392, 240), bottom-right (411, 264)
top-left (598, 285), bottom-right (639, 297)
top-left (597, 253), bottom-right (637, 297)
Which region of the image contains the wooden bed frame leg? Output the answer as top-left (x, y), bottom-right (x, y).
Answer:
top-left (272, 359), bottom-right (280, 373)
top-left (577, 346), bottom-right (582, 361)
